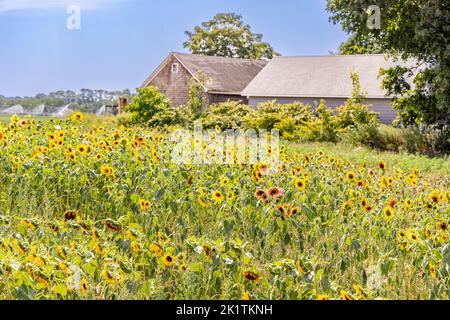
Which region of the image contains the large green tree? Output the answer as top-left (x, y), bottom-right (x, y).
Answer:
top-left (183, 13), bottom-right (278, 60)
top-left (327, 0), bottom-right (449, 151)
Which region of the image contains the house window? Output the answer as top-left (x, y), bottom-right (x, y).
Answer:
top-left (171, 63), bottom-right (179, 74)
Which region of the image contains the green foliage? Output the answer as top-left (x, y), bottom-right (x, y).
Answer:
top-left (244, 101), bottom-right (312, 132)
top-left (298, 101), bottom-right (340, 142)
top-left (183, 13), bottom-right (279, 59)
top-left (327, 0), bottom-right (450, 152)
top-left (338, 34), bottom-right (385, 55)
top-left (126, 87), bottom-right (184, 127)
top-left (187, 73), bottom-right (209, 120)
top-left (200, 101), bottom-right (254, 130)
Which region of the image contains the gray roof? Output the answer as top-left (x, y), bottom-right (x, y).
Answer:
top-left (242, 55), bottom-right (417, 99)
top-left (143, 52), bottom-right (268, 94)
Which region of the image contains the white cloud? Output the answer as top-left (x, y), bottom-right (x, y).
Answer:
top-left (0, 0), bottom-right (127, 12)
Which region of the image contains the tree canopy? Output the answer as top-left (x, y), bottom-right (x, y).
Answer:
top-left (183, 13), bottom-right (278, 60)
top-left (327, 0), bottom-right (449, 150)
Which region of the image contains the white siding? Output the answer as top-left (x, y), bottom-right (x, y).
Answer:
top-left (247, 97), bottom-right (397, 124)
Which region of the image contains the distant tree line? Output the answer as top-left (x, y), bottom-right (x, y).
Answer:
top-left (0, 89), bottom-right (132, 113)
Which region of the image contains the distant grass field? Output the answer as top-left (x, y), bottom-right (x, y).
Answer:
top-left (289, 142), bottom-right (450, 177)
top-left (0, 114), bottom-right (54, 124)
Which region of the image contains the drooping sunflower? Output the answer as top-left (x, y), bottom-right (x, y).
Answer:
top-left (378, 160), bottom-right (386, 171)
top-left (340, 201), bottom-right (353, 215)
top-left (162, 253), bottom-right (175, 267)
top-left (340, 290), bottom-right (354, 300)
top-left (64, 210), bottom-right (77, 221)
top-left (149, 243), bottom-right (163, 256)
top-left (131, 241), bottom-right (141, 253)
top-left (352, 285), bottom-right (367, 300)
top-left (104, 219), bottom-right (121, 233)
top-left (289, 207), bottom-right (299, 216)
top-left (427, 264), bottom-right (438, 281)
top-left (203, 245), bottom-right (212, 259)
top-left (197, 196), bottom-right (206, 208)
top-left (243, 270), bottom-right (260, 282)
top-left (71, 112), bottom-right (83, 122)
top-left (80, 278), bottom-right (89, 295)
top-left (186, 174), bottom-right (194, 188)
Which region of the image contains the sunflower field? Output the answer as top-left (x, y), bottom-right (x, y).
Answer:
top-left (0, 114), bottom-right (448, 300)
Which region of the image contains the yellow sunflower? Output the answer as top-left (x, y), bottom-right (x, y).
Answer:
top-left (294, 178), bottom-right (306, 191)
top-left (212, 191), bottom-right (224, 204)
top-left (71, 112), bottom-right (83, 122)
top-left (346, 171), bottom-right (356, 182)
top-left (100, 165), bottom-right (113, 177)
top-left (162, 253), bottom-right (175, 267)
top-left (383, 206), bottom-right (395, 221)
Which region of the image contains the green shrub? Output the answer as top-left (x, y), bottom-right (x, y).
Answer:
top-left (244, 100), bottom-right (313, 132)
top-left (335, 101), bottom-right (380, 128)
top-left (298, 101), bottom-right (340, 142)
top-left (126, 86), bottom-right (185, 127)
top-left (200, 101), bottom-right (254, 130)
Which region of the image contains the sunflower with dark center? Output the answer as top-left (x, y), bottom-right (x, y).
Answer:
top-left (101, 165), bottom-right (113, 177)
top-left (346, 171), bottom-right (356, 182)
top-left (295, 178), bottom-right (306, 191)
top-left (139, 199), bottom-right (151, 210)
top-left (64, 210), bottom-right (77, 221)
top-left (429, 190), bottom-right (441, 204)
top-left (289, 207), bottom-right (299, 216)
top-left (212, 191), bottom-right (224, 204)
top-left (104, 219), bottom-right (121, 232)
top-left (243, 271), bottom-right (260, 282)
top-left (384, 207), bottom-right (394, 220)
top-left (437, 221), bottom-right (448, 232)
top-left (163, 253), bottom-right (175, 267)
top-left (203, 245), bottom-right (212, 259)
top-left (255, 189), bottom-right (266, 198)
top-left (408, 231), bottom-right (419, 242)
top-left (267, 187), bottom-right (284, 198)
top-left (276, 204), bottom-right (290, 216)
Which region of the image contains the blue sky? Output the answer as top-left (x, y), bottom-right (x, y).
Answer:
top-left (0, 0), bottom-right (348, 97)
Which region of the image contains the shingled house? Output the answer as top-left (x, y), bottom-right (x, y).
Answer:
top-left (242, 54), bottom-right (416, 124)
top-left (141, 52), bottom-right (268, 106)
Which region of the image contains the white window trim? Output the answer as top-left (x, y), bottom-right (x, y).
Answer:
top-left (171, 63), bottom-right (179, 74)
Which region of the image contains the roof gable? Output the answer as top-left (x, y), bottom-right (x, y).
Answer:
top-left (142, 52), bottom-right (268, 94)
top-left (242, 55), bottom-right (417, 99)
